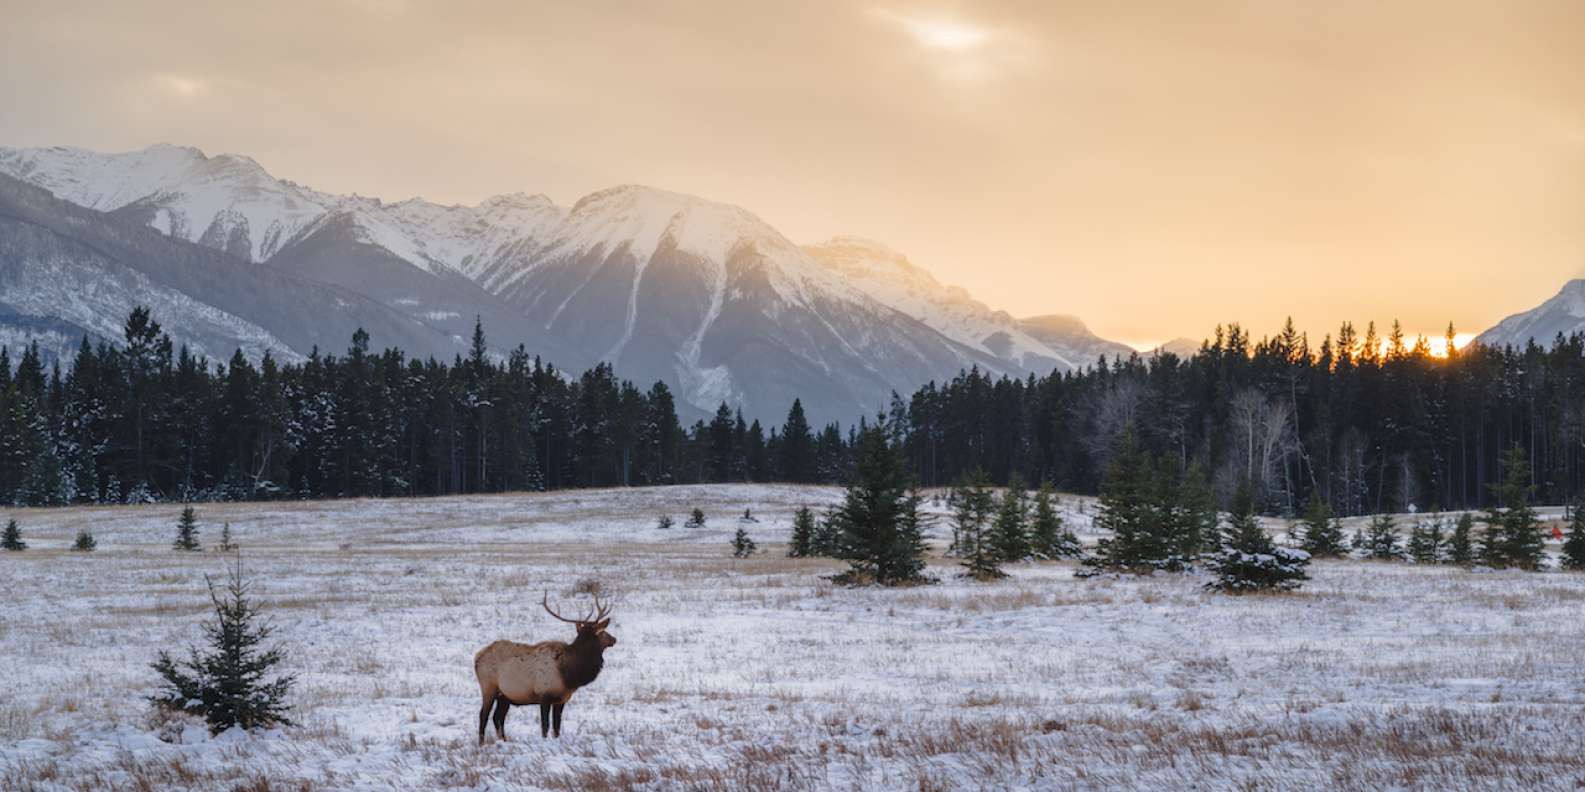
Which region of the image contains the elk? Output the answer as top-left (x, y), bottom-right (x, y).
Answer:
top-left (474, 591), bottom-right (617, 743)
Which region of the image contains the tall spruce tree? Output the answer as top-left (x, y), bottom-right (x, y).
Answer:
top-left (831, 423), bottom-right (930, 586)
top-left (151, 558), bottom-right (295, 733)
top-left (1297, 493), bottom-right (1347, 558)
top-left (989, 474), bottom-right (1031, 562)
top-left (173, 506), bottom-right (201, 551)
top-left (1561, 503), bottom-right (1585, 571)
top-left (1205, 482), bottom-right (1310, 593)
top-left (953, 470), bottom-right (1002, 579)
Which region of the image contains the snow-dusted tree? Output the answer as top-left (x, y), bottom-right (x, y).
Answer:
top-left (1205, 483), bottom-right (1310, 593)
top-left (1363, 514), bottom-right (1403, 560)
top-left (1562, 503), bottom-right (1585, 571)
top-left (831, 423), bottom-right (930, 586)
top-left (173, 506), bottom-right (201, 551)
top-left (731, 527), bottom-right (757, 558)
top-left (953, 470), bottom-right (1002, 579)
top-left (1029, 484), bottom-right (1081, 559)
top-left (1297, 493), bottom-right (1347, 558)
top-left (685, 508), bottom-right (706, 530)
top-left (151, 558), bottom-right (295, 733)
top-left (787, 506), bottom-right (817, 558)
top-left (1406, 519), bottom-right (1443, 564)
top-left (1446, 513), bottom-right (1476, 565)
top-left (217, 522), bottom-right (237, 553)
top-left (71, 529), bottom-right (96, 552)
top-left (1082, 434), bottom-right (1185, 573)
top-left (2, 519), bottom-right (24, 551)
top-left (1481, 446), bottom-right (1544, 570)
top-left (989, 474), bottom-right (1031, 562)
top-left (656, 515), bottom-right (674, 530)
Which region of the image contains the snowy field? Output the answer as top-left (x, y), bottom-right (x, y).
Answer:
top-left (3, 484), bottom-right (1584, 791)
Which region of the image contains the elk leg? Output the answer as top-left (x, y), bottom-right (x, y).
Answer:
top-left (552, 702), bottom-right (564, 738)
top-left (478, 695), bottom-right (494, 744)
top-left (539, 702), bottom-right (551, 738)
top-left (492, 696), bottom-right (511, 740)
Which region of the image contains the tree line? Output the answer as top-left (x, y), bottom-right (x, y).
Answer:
top-left (2, 308), bottom-right (1583, 516)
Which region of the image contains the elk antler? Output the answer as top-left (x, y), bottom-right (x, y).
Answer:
top-left (542, 590), bottom-right (614, 625)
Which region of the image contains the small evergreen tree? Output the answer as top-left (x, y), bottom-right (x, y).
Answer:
top-left (1173, 462), bottom-right (1217, 560)
top-left (1364, 514), bottom-right (1403, 560)
top-left (788, 506), bottom-right (817, 558)
top-left (1446, 513), bottom-right (1475, 565)
top-left (1, 519), bottom-right (24, 551)
top-left (989, 475), bottom-right (1031, 562)
top-left (72, 529), bottom-right (96, 552)
top-left (813, 508), bottom-right (842, 557)
top-left (173, 506), bottom-right (202, 552)
top-left (1406, 519), bottom-right (1443, 564)
top-left (1297, 493), bottom-right (1347, 558)
top-left (830, 424), bottom-right (931, 586)
top-left (1082, 436), bottom-right (1180, 573)
top-left (1561, 502), bottom-right (1585, 571)
top-left (656, 515), bottom-right (674, 530)
top-left (1482, 446), bottom-right (1544, 570)
top-left (1205, 482), bottom-right (1310, 593)
top-left (685, 508), bottom-right (707, 530)
top-left (217, 522), bottom-right (237, 553)
top-left (731, 527), bottom-right (757, 558)
top-left (1029, 484), bottom-right (1081, 559)
top-left (953, 470), bottom-right (1002, 580)
top-left (741, 508), bottom-right (756, 522)
top-left (151, 558), bottom-right (295, 733)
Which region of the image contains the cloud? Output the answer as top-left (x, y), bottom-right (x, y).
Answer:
top-left (151, 73), bottom-right (209, 100)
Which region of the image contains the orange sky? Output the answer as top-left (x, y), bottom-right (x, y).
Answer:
top-left (2, 1), bottom-right (1582, 349)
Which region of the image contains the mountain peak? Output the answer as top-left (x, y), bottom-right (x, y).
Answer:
top-left (1475, 278), bottom-right (1585, 349)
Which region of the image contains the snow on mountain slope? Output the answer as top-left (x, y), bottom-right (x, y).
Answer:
top-left (0, 144), bottom-right (564, 278)
top-left (491, 185), bottom-right (1012, 420)
top-left (1476, 279), bottom-right (1585, 350)
top-left (804, 237), bottom-right (1092, 371)
top-left (0, 142), bottom-right (1130, 422)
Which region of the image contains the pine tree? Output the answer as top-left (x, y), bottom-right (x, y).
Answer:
top-left (1205, 482), bottom-right (1310, 593)
top-left (830, 423), bottom-right (931, 586)
top-left (989, 475), bottom-right (1031, 562)
top-left (71, 529), bottom-right (96, 552)
top-left (1561, 502), bottom-right (1585, 571)
top-left (656, 515), bottom-right (674, 530)
top-left (731, 527), bottom-right (757, 558)
top-left (2, 519), bottom-right (24, 551)
top-left (1173, 462), bottom-right (1216, 560)
top-left (1446, 513), bottom-right (1476, 565)
top-left (218, 522), bottom-right (237, 553)
top-left (1483, 446), bottom-right (1544, 570)
top-left (1364, 514), bottom-right (1403, 560)
top-left (1406, 519), bottom-right (1443, 564)
top-left (1029, 484), bottom-right (1081, 559)
top-left (685, 508), bottom-right (706, 530)
top-left (788, 506), bottom-right (817, 558)
top-left (953, 470), bottom-right (1002, 579)
top-left (1297, 493), bottom-right (1347, 558)
top-left (1082, 435), bottom-right (1176, 573)
top-left (151, 558), bottom-right (295, 733)
top-left (173, 506), bottom-right (201, 551)
top-left (813, 508), bottom-right (842, 557)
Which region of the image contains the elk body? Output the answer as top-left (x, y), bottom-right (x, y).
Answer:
top-left (474, 592), bottom-right (616, 743)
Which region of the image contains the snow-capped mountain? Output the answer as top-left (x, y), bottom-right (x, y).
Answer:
top-left (1476, 279), bottom-right (1585, 350)
top-left (0, 143), bottom-right (1124, 423)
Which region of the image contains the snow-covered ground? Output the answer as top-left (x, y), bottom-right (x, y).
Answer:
top-left (3, 485), bottom-right (1583, 790)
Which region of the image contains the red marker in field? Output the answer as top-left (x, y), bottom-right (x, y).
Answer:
top-left (1552, 525), bottom-right (1564, 541)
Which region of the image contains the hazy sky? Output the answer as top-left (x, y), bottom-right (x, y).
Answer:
top-left (2, 1), bottom-right (1582, 348)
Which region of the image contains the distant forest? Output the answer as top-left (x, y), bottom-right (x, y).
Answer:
top-left (1, 308), bottom-right (1583, 515)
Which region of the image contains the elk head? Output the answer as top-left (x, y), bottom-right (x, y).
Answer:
top-left (542, 590), bottom-right (617, 649)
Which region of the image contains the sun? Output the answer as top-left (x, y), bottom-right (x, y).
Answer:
top-left (901, 17), bottom-right (988, 52)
